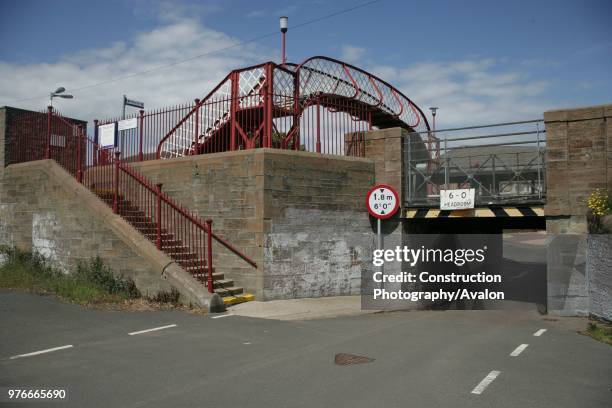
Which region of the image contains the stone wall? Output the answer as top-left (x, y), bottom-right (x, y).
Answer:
top-left (261, 150), bottom-right (375, 299)
top-left (545, 104), bottom-right (612, 219)
top-left (132, 149), bottom-right (376, 300)
top-left (0, 161), bottom-right (173, 296)
top-left (587, 234), bottom-right (612, 321)
top-left (544, 104), bottom-right (612, 316)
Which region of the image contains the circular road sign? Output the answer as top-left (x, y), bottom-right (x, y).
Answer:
top-left (366, 184), bottom-right (399, 219)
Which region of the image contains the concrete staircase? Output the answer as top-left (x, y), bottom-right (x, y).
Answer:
top-left (95, 190), bottom-right (252, 304)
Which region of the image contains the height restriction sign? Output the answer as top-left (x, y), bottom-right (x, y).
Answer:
top-left (366, 184), bottom-right (399, 219)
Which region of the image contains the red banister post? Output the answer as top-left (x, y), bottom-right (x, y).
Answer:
top-left (206, 219), bottom-right (214, 293)
top-left (76, 125), bottom-right (83, 183)
top-left (138, 110), bottom-right (144, 161)
top-left (45, 106), bottom-right (52, 159)
top-left (156, 183), bottom-right (163, 250)
top-left (264, 63), bottom-right (274, 148)
top-left (113, 152), bottom-right (120, 213)
top-left (193, 99), bottom-right (200, 155)
top-left (229, 72), bottom-right (238, 151)
top-left (316, 98), bottom-right (321, 153)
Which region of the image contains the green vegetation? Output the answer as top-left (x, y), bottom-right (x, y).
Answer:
top-left (586, 188), bottom-right (612, 233)
top-left (0, 246), bottom-right (182, 308)
top-left (583, 321), bottom-right (612, 346)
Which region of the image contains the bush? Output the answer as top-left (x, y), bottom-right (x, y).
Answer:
top-left (587, 189), bottom-right (612, 233)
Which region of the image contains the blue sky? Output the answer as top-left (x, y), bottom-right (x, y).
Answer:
top-left (0, 0), bottom-right (610, 126)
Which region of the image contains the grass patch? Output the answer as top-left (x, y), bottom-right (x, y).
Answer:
top-left (582, 320), bottom-right (612, 345)
top-left (0, 247), bottom-right (140, 305)
top-left (0, 247), bottom-right (202, 312)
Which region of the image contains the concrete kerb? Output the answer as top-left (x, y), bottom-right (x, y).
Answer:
top-left (7, 159), bottom-right (214, 309)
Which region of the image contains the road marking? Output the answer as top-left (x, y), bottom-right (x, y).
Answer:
top-left (10, 345), bottom-right (74, 360)
top-left (128, 324), bottom-right (177, 336)
top-left (533, 329), bottom-right (547, 337)
top-left (510, 344), bottom-right (529, 357)
top-left (471, 370), bottom-right (501, 395)
top-left (211, 314), bottom-right (233, 319)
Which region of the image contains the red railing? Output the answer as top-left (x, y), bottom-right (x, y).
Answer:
top-left (8, 107), bottom-right (257, 293)
top-left (96, 102), bottom-right (197, 163)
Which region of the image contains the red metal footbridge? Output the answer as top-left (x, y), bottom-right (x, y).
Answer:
top-left (155, 56), bottom-right (430, 159)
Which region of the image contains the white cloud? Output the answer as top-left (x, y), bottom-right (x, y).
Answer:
top-left (340, 45), bottom-right (366, 63)
top-left (1, 14), bottom-right (555, 133)
top-left (370, 58), bottom-right (554, 127)
top-left (0, 18), bottom-right (272, 124)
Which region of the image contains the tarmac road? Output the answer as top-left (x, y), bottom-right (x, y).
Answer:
top-left (1, 290), bottom-right (611, 408)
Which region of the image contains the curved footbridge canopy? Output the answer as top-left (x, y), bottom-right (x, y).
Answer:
top-left (157, 56), bottom-right (430, 159)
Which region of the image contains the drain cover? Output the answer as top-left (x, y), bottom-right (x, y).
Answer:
top-left (334, 353), bottom-right (374, 366)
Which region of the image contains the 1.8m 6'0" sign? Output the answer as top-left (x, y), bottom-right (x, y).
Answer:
top-left (366, 184), bottom-right (399, 219)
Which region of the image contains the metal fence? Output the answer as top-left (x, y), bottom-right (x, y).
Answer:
top-left (403, 119), bottom-right (546, 207)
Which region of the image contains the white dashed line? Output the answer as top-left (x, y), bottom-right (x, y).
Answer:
top-left (211, 314), bottom-right (233, 319)
top-left (510, 344), bottom-right (529, 357)
top-left (533, 329), bottom-right (547, 337)
top-left (128, 324), bottom-right (177, 336)
top-left (471, 370), bottom-right (501, 395)
top-left (10, 345), bottom-right (74, 360)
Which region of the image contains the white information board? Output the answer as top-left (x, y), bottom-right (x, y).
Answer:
top-left (98, 123), bottom-right (116, 148)
top-left (440, 188), bottom-right (475, 210)
top-left (366, 184), bottom-right (399, 219)
top-left (118, 117), bottom-right (137, 131)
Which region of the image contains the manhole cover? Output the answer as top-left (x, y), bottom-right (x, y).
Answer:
top-left (334, 353), bottom-right (374, 366)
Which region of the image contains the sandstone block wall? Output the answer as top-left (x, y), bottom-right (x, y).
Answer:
top-left (132, 149), bottom-right (376, 300)
top-left (544, 104), bottom-right (612, 317)
top-left (0, 161), bottom-right (173, 296)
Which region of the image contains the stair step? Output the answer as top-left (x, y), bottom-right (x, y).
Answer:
top-left (170, 252), bottom-right (197, 261)
top-left (218, 286), bottom-right (243, 296)
top-left (213, 279), bottom-right (234, 288)
top-left (183, 265), bottom-right (214, 274)
top-left (223, 293), bottom-right (254, 306)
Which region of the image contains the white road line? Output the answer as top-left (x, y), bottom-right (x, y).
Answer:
top-left (211, 314), bottom-right (233, 319)
top-left (510, 343), bottom-right (529, 357)
top-left (471, 370), bottom-right (501, 395)
top-left (10, 345), bottom-right (74, 360)
top-left (128, 324), bottom-right (177, 336)
top-left (533, 329), bottom-right (547, 337)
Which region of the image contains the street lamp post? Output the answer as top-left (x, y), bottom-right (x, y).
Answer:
top-left (50, 87), bottom-right (74, 107)
top-left (280, 16), bottom-right (288, 65)
top-left (427, 107), bottom-right (439, 195)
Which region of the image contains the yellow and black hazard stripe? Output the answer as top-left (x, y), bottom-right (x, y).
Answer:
top-left (403, 206), bottom-right (544, 219)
